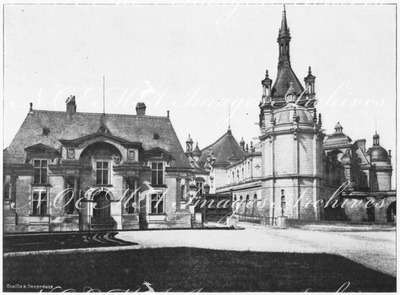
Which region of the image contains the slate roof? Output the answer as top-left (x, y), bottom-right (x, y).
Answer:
top-left (271, 65), bottom-right (305, 98)
top-left (198, 129), bottom-right (245, 168)
top-left (4, 109), bottom-right (191, 169)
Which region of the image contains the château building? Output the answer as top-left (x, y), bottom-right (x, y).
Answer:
top-left (3, 99), bottom-right (194, 232)
top-left (188, 7), bottom-right (396, 223)
top-left (3, 7), bottom-right (396, 233)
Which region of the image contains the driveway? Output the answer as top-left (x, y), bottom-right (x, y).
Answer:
top-left (118, 223), bottom-right (396, 277)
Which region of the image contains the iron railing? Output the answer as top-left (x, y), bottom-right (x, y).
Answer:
top-left (237, 214), bottom-right (277, 226)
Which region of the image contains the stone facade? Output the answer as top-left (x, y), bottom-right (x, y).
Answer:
top-left (189, 7), bottom-right (395, 224)
top-left (3, 100), bottom-right (193, 232)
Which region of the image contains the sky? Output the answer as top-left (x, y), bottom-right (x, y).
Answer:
top-left (2, 2), bottom-right (396, 182)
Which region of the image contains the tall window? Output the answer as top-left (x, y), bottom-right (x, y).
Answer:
top-left (126, 177), bottom-right (137, 214)
top-left (32, 191), bottom-right (47, 215)
top-left (4, 183), bottom-right (10, 200)
top-left (151, 162), bottom-right (164, 186)
top-left (96, 161), bottom-right (109, 185)
top-left (65, 176), bottom-right (75, 214)
top-left (196, 182), bottom-right (203, 196)
top-left (151, 193), bottom-right (164, 214)
top-left (33, 159), bottom-right (48, 184)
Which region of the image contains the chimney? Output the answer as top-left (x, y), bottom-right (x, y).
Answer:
top-left (66, 95), bottom-right (76, 115)
top-left (29, 102), bottom-right (33, 115)
top-left (136, 102), bottom-right (146, 116)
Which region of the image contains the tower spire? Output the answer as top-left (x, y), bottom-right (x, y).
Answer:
top-left (278, 5), bottom-right (291, 68)
top-left (281, 5), bottom-right (288, 33)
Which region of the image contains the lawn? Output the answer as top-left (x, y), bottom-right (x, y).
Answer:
top-left (3, 247), bottom-right (396, 292)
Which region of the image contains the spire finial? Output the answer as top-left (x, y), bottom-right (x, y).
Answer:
top-left (228, 104), bottom-right (231, 130)
top-left (265, 70), bottom-right (269, 78)
top-left (103, 76), bottom-right (106, 114)
top-left (308, 66), bottom-right (312, 74)
top-left (281, 5), bottom-right (288, 32)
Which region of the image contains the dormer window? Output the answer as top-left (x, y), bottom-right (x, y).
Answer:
top-left (33, 159), bottom-right (48, 184)
top-left (96, 161), bottom-right (110, 185)
top-left (151, 162), bottom-right (164, 186)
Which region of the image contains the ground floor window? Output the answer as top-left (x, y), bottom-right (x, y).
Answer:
top-left (32, 190), bottom-right (47, 215)
top-left (151, 193), bottom-right (164, 214)
top-left (126, 177), bottom-right (137, 214)
top-left (66, 176), bottom-right (75, 214)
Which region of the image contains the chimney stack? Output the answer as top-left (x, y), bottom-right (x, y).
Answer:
top-left (136, 102), bottom-right (146, 116)
top-left (66, 95), bottom-right (76, 115)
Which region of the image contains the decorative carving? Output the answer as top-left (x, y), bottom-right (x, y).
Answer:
top-left (112, 154), bottom-right (121, 164)
top-left (67, 148), bottom-right (75, 159)
top-left (127, 149), bottom-right (136, 161)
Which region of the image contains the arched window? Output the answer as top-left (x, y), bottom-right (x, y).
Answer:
top-left (237, 170), bottom-right (240, 182)
top-left (242, 167), bottom-right (245, 180)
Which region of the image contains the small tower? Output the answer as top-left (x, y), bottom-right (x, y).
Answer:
top-left (373, 131), bottom-right (380, 146)
top-left (261, 70), bottom-right (273, 99)
top-left (239, 137), bottom-right (245, 151)
top-left (186, 134), bottom-right (194, 155)
top-left (193, 142), bottom-right (201, 162)
top-left (334, 122), bottom-right (343, 133)
top-left (304, 66), bottom-right (316, 94)
top-left (369, 132), bottom-right (392, 191)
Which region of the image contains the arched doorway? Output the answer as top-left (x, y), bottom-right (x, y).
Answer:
top-left (387, 201), bottom-right (396, 223)
top-left (91, 190), bottom-right (112, 229)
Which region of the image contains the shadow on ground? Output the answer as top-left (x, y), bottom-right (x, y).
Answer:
top-left (3, 247), bottom-right (396, 292)
top-left (3, 232), bottom-right (137, 252)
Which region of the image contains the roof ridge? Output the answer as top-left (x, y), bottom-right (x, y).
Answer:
top-left (32, 109), bottom-right (170, 120)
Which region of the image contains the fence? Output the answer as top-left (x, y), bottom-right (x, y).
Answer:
top-left (237, 214), bottom-right (277, 226)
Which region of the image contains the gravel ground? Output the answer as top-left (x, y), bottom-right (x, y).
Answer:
top-left (118, 223), bottom-right (396, 277)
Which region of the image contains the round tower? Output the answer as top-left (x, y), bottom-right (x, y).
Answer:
top-left (369, 132), bottom-right (392, 191)
top-left (258, 6), bottom-right (324, 221)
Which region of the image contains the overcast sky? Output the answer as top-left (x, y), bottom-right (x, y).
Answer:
top-left (3, 2), bottom-right (396, 176)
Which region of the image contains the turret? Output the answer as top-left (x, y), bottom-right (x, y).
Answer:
top-left (304, 66), bottom-right (316, 94)
top-left (193, 142), bottom-right (201, 162)
top-left (240, 137), bottom-right (245, 151)
top-left (186, 134), bottom-right (193, 155)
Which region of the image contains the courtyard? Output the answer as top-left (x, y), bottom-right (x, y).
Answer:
top-left (3, 223), bottom-right (396, 292)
